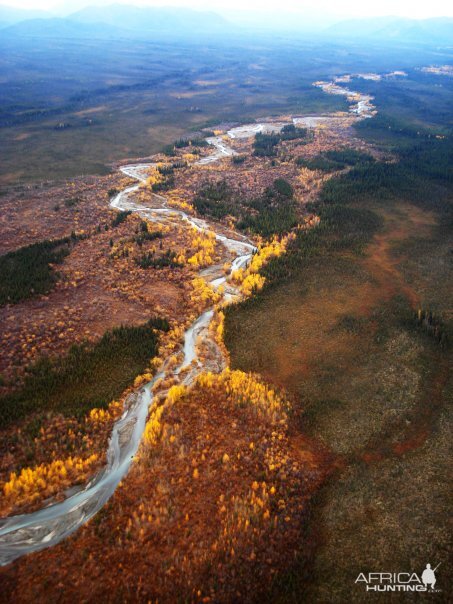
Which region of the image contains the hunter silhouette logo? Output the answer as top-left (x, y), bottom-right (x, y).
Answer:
top-left (422, 563), bottom-right (440, 590)
top-left (355, 562), bottom-right (442, 593)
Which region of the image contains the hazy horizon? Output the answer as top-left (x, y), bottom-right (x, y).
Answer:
top-left (0, 0), bottom-right (452, 594)
top-left (5, 0), bottom-right (453, 23)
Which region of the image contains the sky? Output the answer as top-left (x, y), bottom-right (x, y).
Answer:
top-left (7, 0), bottom-right (453, 20)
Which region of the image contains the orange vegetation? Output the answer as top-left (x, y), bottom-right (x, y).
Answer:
top-left (186, 229), bottom-right (217, 268)
top-left (232, 234), bottom-right (295, 296)
top-left (190, 277), bottom-right (221, 312)
top-left (0, 370), bottom-right (329, 603)
top-left (0, 114), bottom-right (360, 591)
top-left (2, 454), bottom-right (98, 514)
top-left (0, 399), bottom-right (124, 515)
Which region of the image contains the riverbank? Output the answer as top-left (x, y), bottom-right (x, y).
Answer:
top-left (0, 69), bottom-right (418, 594)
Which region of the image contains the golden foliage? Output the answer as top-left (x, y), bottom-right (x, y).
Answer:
top-left (166, 384), bottom-right (186, 405)
top-left (143, 167), bottom-right (163, 189)
top-left (249, 235), bottom-right (294, 274)
top-left (215, 310), bottom-right (225, 343)
top-left (240, 273), bottom-right (266, 296)
top-left (133, 372), bottom-right (153, 388)
top-left (190, 277), bottom-right (221, 311)
top-left (166, 192), bottom-right (194, 214)
top-left (143, 405), bottom-right (165, 447)
top-left (231, 234), bottom-right (295, 298)
top-left (187, 228), bottom-right (217, 268)
top-left (2, 454), bottom-right (98, 508)
top-left (143, 384), bottom-right (186, 448)
top-left (88, 400), bottom-right (122, 424)
top-left (196, 369), bottom-right (288, 424)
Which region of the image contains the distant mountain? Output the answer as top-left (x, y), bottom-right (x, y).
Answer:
top-left (0, 3), bottom-right (51, 27)
top-left (69, 3), bottom-right (231, 33)
top-left (327, 16), bottom-right (453, 44)
top-left (0, 17), bottom-right (129, 39)
top-left (0, 4), bottom-right (234, 39)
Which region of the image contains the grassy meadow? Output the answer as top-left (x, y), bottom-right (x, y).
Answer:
top-left (1, 35), bottom-right (450, 184)
top-left (225, 95), bottom-right (452, 599)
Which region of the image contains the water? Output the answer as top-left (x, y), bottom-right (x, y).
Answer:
top-left (0, 154), bottom-right (254, 566)
top-left (0, 71), bottom-right (376, 564)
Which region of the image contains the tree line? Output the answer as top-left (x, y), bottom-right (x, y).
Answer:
top-left (193, 177), bottom-right (297, 237)
top-left (0, 235), bottom-right (81, 307)
top-left (296, 148), bottom-right (374, 172)
top-left (0, 318), bottom-right (169, 428)
top-left (253, 124), bottom-right (312, 157)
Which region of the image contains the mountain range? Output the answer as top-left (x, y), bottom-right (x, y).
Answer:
top-left (327, 15), bottom-right (453, 43)
top-left (0, 4), bottom-right (234, 38)
top-left (0, 3), bottom-right (452, 44)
